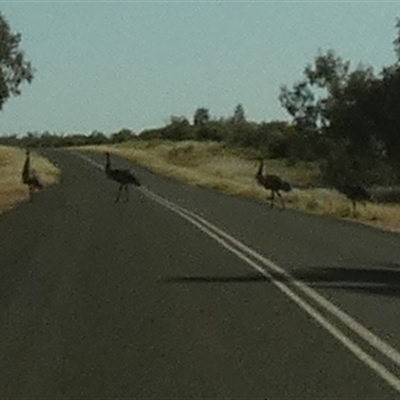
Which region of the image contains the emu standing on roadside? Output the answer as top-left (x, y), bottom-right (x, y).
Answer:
top-left (22, 150), bottom-right (43, 201)
top-left (105, 152), bottom-right (141, 202)
top-left (255, 159), bottom-right (291, 209)
top-left (337, 183), bottom-right (371, 215)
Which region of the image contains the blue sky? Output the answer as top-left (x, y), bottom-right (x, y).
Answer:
top-left (0, 1), bottom-right (399, 136)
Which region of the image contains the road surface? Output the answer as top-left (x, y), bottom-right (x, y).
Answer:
top-left (1, 149), bottom-right (400, 398)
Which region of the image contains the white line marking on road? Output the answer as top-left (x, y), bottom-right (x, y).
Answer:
top-left (140, 188), bottom-right (400, 394)
top-left (167, 197), bottom-right (400, 370)
top-left (76, 150), bottom-right (400, 393)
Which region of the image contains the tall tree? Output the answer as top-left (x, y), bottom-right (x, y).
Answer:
top-left (393, 17), bottom-right (400, 62)
top-left (279, 80), bottom-right (319, 131)
top-left (193, 107), bottom-right (209, 126)
top-left (372, 65), bottom-right (400, 166)
top-left (232, 103), bottom-right (246, 124)
top-left (0, 12), bottom-right (34, 110)
top-left (279, 49), bottom-right (389, 182)
top-left (279, 50), bottom-right (350, 132)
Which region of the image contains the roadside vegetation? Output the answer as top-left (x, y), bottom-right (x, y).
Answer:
top-left (77, 140), bottom-right (400, 234)
top-left (0, 146), bottom-right (60, 214)
top-left (2, 11), bottom-right (400, 231)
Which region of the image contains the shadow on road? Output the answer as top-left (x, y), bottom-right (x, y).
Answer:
top-left (291, 262), bottom-right (400, 297)
top-left (160, 263), bottom-right (400, 297)
top-left (160, 273), bottom-right (269, 284)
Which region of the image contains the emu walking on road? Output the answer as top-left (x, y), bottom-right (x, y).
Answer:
top-left (255, 159), bottom-right (291, 209)
top-left (22, 150), bottom-right (43, 201)
top-left (337, 183), bottom-right (371, 215)
top-left (105, 152), bottom-right (141, 202)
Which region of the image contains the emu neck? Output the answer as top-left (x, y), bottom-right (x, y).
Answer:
top-left (105, 155), bottom-right (111, 174)
top-left (22, 154), bottom-right (30, 179)
top-left (256, 160), bottom-right (263, 177)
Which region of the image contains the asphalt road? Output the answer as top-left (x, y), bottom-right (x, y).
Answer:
top-left (1, 149), bottom-right (400, 399)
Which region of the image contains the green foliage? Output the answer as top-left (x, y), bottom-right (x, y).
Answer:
top-left (0, 12), bottom-right (34, 110)
top-left (139, 128), bottom-right (162, 141)
top-left (279, 20), bottom-right (400, 187)
top-left (393, 18), bottom-right (400, 61)
top-left (279, 81), bottom-right (319, 131)
top-left (193, 108), bottom-right (209, 126)
top-left (111, 129), bottom-right (135, 143)
top-left (279, 50), bottom-right (353, 133)
top-left (8, 14), bottom-right (400, 193)
top-left (194, 126), bottom-right (220, 141)
top-left (192, 120), bottom-right (228, 142)
top-left (231, 103), bottom-right (246, 125)
top-left (135, 115), bottom-right (324, 163)
top-left (227, 122), bottom-right (257, 147)
top-left (161, 116), bottom-right (192, 141)
top-left (89, 130), bottom-right (109, 145)
top-left (305, 49), bottom-right (350, 95)
top-left (0, 129), bottom-right (136, 148)
top-left (373, 66), bottom-right (400, 166)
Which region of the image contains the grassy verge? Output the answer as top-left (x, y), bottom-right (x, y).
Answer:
top-left (76, 140), bottom-right (400, 233)
top-left (0, 146), bottom-right (61, 214)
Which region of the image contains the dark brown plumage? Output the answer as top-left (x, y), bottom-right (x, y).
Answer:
top-left (255, 159), bottom-right (291, 209)
top-left (105, 152), bottom-right (141, 202)
top-left (22, 150), bottom-right (43, 201)
top-left (336, 183), bottom-right (371, 215)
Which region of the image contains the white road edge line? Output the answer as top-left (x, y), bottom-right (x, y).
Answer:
top-left (141, 187), bottom-right (400, 394)
top-left (76, 151), bottom-right (400, 393)
top-left (167, 194), bottom-right (400, 370)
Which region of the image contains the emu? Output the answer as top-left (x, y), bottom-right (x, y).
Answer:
top-left (22, 150), bottom-right (43, 201)
top-left (255, 159), bottom-right (291, 209)
top-left (337, 183), bottom-right (371, 215)
top-left (105, 152), bottom-right (141, 202)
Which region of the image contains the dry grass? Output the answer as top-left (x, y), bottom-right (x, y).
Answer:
top-left (0, 146), bottom-right (61, 214)
top-left (77, 140), bottom-right (400, 234)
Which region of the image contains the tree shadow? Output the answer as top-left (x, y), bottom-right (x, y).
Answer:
top-left (159, 273), bottom-right (269, 284)
top-left (291, 262), bottom-right (400, 298)
top-left (160, 263), bottom-right (400, 298)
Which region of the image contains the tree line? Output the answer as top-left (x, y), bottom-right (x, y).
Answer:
top-left (0, 104), bottom-right (308, 165)
top-left (0, 129), bottom-right (137, 148)
top-left (279, 20), bottom-right (400, 187)
top-left (142, 19), bottom-right (400, 188)
top-left (2, 10), bottom-right (400, 188)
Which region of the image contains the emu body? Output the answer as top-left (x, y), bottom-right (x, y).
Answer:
top-left (255, 159), bottom-right (291, 209)
top-left (337, 183), bottom-right (371, 215)
top-left (105, 152), bottom-right (141, 202)
top-left (22, 150), bottom-right (43, 201)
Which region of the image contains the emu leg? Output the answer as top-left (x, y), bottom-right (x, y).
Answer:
top-left (269, 191), bottom-right (275, 209)
top-left (28, 185), bottom-right (33, 202)
top-left (115, 185), bottom-right (123, 202)
top-left (352, 200), bottom-right (356, 216)
top-left (277, 191), bottom-right (285, 210)
top-left (124, 185), bottom-right (129, 202)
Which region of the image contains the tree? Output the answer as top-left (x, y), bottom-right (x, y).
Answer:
top-left (279, 81), bottom-right (319, 131)
top-left (193, 107), bottom-right (209, 126)
top-left (164, 116), bottom-right (191, 141)
top-left (393, 17), bottom-right (400, 62)
top-left (279, 49), bottom-right (389, 179)
top-left (169, 115), bottom-right (190, 127)
top-left (279, 50), bottom-right (350, 132)
top-left (0, 12), bottom-right (34, 110)
top-left (89, 130), bottom-right (109, 145)
top-left (111, 129), bottom-right (135, 143)
top-left (371, 65), bottom-right (400, 167)
top-left (232, 103), bottom-right (246, 124)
